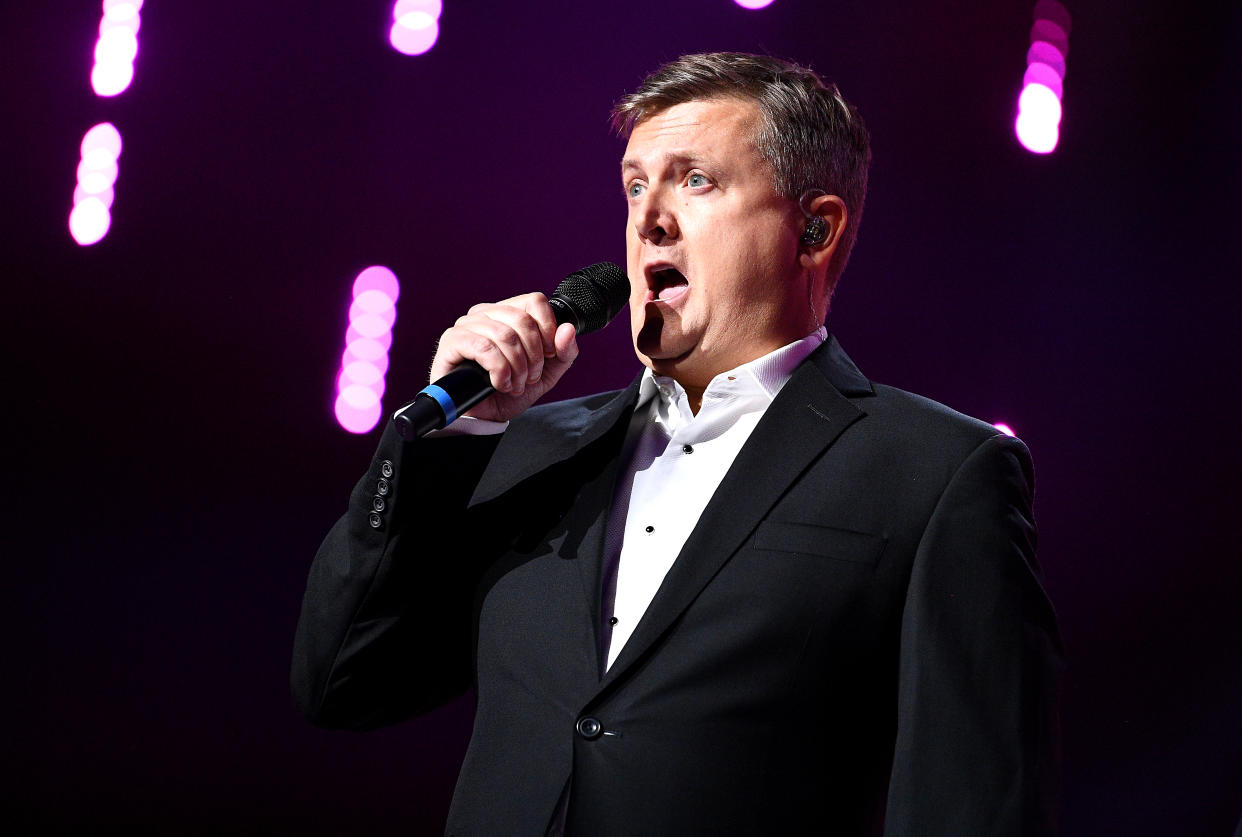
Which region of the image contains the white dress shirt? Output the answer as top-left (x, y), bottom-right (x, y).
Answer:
top-left (600, 328), bottom-right (826, 669)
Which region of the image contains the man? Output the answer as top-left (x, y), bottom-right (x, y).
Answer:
top-left (293, 53), bottom-right (1061, 835)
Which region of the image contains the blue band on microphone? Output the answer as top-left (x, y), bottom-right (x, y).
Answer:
top-left (419, 384), bottom-right (458, 425)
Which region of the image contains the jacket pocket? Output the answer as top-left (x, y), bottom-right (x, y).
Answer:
top-left (752, 521), bottom-right (887, 567)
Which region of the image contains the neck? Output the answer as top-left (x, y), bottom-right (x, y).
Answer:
top-left (683, 385), bottom-right (705, 415)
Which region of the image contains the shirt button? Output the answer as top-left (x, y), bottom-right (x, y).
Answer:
top-left (576, 717), bottom-right (603, 740)
top-left (682, 444), bottom-right (693, 454)
top-left (380, 460), bottom-right (394, 478)
top-left (608, 616), bottom-right (618, 625)
top-left (644, 525), bottom-right (654, 533)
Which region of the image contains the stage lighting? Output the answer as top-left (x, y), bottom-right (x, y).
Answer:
top-left (1016, 110), bottom-right (1059, 154)
top-left (1015, 0), bottom-right (1071, 154)
top-left (1018, 83), bottom-right (1062, 125)
top-left (353, 265), bottom-right (402, 301)
top-left (69, 197), bottom-right (112, 246)
top-left (336, 267), bottom-right (401, 434)
top-left (734, 0), bottom-right (776, 8)
top-left (81, 122), bottom-right (123, 158)
top-left (70, 122), bottom-right (123, 245)
top-left (993, 422), bottom-right (1017, 437)
top-left (389, 0), bottom-right (442, 56)
top-left (91, 0), bottom-right (142, 97)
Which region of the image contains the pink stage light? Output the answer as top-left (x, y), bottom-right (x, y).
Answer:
top-left (70, 122), bottom-right (123, 245)
top-left (81, 122), bottom-right (123, 158)
top-left (76, 157), bottom-right (120, 194)
top-left (394, 0), bottom-right (443, 16)
top-left (390, 17), bottom-right (439, 55)
top-left (1033, 0), bottom-right (1072, 35)
top-left (346, 324), bottom-right (393, 352)
top-left (1026, 42), bottom-right (1066, 78)
top-left (335, 266), bottom-right (401, 433)
top-left (96, 29), bottom-right (139, 70)
top-left (69, 197), bottom-right (112, 246)
top-left (344, 337), bottom-right (390, 366)
top-left (344, 349), bottom-right (391, 380)
top-left (993, 422), bottom-right (1017, 437)
top-left (339, 361), bottom-right (386, 393)
top-left (734, 0), bottom-right (777, 8)
top-left (334, 397), bottom-right (384, 435)
top-left (353, 265), bottom-right (401, 300)
top-left (349, 313), bottom-right (394, 340)
top-left (1015, 0), bottom-right (1071, 155)
top-left (1030, 20), bottom-right (1069, 57)
top-left (1015, 110), bottom-right (1059, 154)
top-left (99, 13), bottom-right (141, 38)
top-left (91, 60), bottom-right (135, 97)
top-left (389, 0), bottom-right (442, 56)
top-left (91, 1), bottom-right (142, 97)
top-left (74, 183), bottom-right (115, 209)
top-left (103, 0), bottom-right (142, 19)
top-left (1018, 82), bottom-right (1062, 124)
top-left (1023, 63), bottom-right (1064, 100)
top-left (351, 289), bottom-right (398, 326)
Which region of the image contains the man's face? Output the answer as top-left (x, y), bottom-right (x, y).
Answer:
top-left (622, 97), bottom-right (809, 390)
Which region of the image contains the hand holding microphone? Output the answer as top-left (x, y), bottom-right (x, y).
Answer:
top-left (393, 262), bottom-right (629, 439)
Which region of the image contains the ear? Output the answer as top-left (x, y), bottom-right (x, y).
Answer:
top-left (797, 193), bottom-right (848, 274)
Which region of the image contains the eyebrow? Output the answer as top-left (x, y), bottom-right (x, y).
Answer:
top-left (621, 151), bottom-right (713, 174)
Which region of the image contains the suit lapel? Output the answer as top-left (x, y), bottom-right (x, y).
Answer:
top-left (468, 378), bottom-right (642, 508)
top-left (467, 376), bottom-right (643, 677)
top-left (595, 341), bottom-right (870, 693)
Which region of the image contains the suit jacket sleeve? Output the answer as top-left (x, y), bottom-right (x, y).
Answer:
top-left (885, 433), bottom-right (1062, 835)
top-left (290, 420), bottom-right (504, 731)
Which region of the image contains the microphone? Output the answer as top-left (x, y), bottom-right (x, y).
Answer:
top-left (392, 262), bottom-right (630, 440)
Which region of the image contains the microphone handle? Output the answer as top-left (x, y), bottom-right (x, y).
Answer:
top-left (393, 361), bottom-right (493, 441)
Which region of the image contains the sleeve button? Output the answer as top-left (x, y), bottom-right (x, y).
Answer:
top-left (371, 496), bottom-right (386, 512)
top-left (380, 460), bottom-right (394, 478)
top-left (368, 512), bottom-right (383, 529)
top-left (377, 477), bottom-right (390, 496)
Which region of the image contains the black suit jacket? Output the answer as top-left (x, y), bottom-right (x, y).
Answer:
top-left (292, 336), bottom-right (1061, 835)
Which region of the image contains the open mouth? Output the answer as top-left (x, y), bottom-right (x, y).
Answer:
top-left (650, 267), bottom-right (689, 303)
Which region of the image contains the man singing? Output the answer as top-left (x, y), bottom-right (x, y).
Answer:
top-left (293, 52), bottom-right (1061, 835)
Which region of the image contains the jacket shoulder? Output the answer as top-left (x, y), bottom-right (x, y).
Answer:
top-left (859, 382), bottom-right (1031, 469)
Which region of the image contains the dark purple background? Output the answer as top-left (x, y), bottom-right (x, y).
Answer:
top-left (8, 1), bottom-right (1241, 834)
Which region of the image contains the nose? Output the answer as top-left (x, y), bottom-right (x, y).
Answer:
top-left (633, 187), bottom-right (679, 245)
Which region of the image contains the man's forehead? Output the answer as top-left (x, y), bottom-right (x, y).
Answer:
top-left (621, 98), bottom-right (759, 170)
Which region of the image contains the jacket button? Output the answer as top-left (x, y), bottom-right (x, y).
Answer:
top-left (368, 512), bottom-right (383, 529)
top-left (377, 477), bottom-right (390, 496)
top-left (380, 460), bottom-right (394, 478)
top-left (576, 716), bottom-right (602, 740)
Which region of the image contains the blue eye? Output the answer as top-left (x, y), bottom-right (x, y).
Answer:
top-left (687, 173), bottom-right (709, 188)
top-left (627, 182), bottom-right (645, 198)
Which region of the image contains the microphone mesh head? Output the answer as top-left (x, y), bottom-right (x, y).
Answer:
top-left (552, 262), bottom-right (630, 334)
